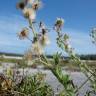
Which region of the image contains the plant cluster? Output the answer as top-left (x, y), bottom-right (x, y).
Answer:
top-left (0, 69), bottom-right (53, 96)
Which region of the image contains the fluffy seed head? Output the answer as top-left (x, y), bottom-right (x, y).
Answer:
top-left (18, 28), bottom-right (29, 39)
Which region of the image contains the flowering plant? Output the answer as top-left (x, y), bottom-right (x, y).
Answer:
top-left (16, 0), bottom-right (96, 96)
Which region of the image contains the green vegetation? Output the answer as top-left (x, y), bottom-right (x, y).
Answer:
top-left (0, 57), bottom-right (21, 63)
top-left (0, 72), bottom-right (53, 96)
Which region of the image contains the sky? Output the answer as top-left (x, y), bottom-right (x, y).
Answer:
top-left (0, 0), bottom-right (96, 55)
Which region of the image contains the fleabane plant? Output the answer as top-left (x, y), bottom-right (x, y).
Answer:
top-left (17, 0), bottom-right (96, 96)
top-left (17, 0), bottom-right (50, 56)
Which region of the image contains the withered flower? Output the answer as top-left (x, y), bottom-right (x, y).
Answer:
top-left (16, 1), bottom-right (27, 10)
top-left (54, 18), bottom-right (64, 32)
top-left (63, 34), bottom-right (73, 53)
top-left (32, 0), bottom-right (42, 10)
top-left (23, 7), bottom-right (36, 21)
top-left (40, 34), bottom-right (50, 46)
top-left (32, 41), bottom-right (43, 55)
top-left (39, 22), bottom-right (50, 46)
top-left (18, 28), bottom-right (29, 39)
top-left (1, 78), bottom-right (12, 90)
top-left (39, 21), bottom-right (49, 34)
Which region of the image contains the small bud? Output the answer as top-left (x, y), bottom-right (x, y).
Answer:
top-left (54, 18), bottom-right (64, 32)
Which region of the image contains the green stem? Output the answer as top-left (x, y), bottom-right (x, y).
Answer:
top-left (39, 55), bottom-right (75, 95)
top-left (29, 19), bottom-right (37, 37)
top-left (39, 58), bottom-right (52, 68)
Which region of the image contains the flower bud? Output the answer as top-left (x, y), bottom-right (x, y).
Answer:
top-left (54, 18), bottom-right (64, 32)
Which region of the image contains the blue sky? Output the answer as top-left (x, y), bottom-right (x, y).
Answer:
top-left (0, 0), bottom-right (96, 55)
